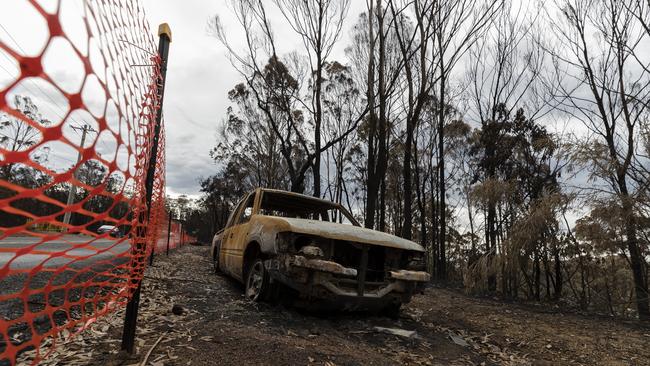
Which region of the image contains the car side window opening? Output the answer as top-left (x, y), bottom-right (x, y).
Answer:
top-left (225, 197), bottom-right (246, 228)
top-left (236, 194), bottom-right (255, 224)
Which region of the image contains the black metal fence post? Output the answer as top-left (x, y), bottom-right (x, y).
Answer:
top-left (166, 211), bottom-right (172, 256)
top-left (121, 23), bottom-right (171, 354)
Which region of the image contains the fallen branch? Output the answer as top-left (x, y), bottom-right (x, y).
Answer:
top-left (144, 275), bottom-right (211, 285)
top-left (140, 334), bottom-right (165, 366)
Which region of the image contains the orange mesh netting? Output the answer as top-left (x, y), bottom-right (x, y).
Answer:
top-left (153, 217), bottom-right (186, 254)
top-left (0, 1), bottom-right (166, 364)
top-left (146, 122), bottom-right (165, 256)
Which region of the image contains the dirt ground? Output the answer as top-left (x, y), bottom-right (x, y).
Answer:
top-left (33, 245), bottom-right (650, 366)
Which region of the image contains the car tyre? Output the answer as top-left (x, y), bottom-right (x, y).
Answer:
top-left (245, 259), bottom-right (272, 302)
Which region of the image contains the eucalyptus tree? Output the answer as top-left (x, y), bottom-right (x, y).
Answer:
top-left (544, 0), bottom-right (650, 318)
top-left (273, 0), bottom-right (351, 198)
top-left (212, 0), bottom-right (366, 193)
top-left (430, 0), bottom-right (502, 279)
top-left (0, 95), bottom-right (51, 181)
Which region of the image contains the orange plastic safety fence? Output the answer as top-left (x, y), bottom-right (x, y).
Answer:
top-left (0, 1), bottom-right (164, 365)
top-left (147, 122), bottom-right (165, 256)
top-left (153, 216), bottom-right (191, 254)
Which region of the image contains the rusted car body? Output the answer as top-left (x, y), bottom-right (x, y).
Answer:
top-left (210, 188), bottom-right (430, 314)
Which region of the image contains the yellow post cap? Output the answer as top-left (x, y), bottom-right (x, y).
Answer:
top-left (158, 23), bottom-right (172, 42)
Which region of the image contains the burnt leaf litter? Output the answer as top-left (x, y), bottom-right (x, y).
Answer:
top-left (16, 245), bottom-right (649, 366)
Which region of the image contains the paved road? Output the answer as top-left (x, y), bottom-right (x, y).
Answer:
top-left (0, 234), bottom-right (130, 270)
top-left (0, 235), bottom-right (133, 347)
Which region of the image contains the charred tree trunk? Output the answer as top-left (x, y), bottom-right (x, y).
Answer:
top-left (364, 1), bottom-right (378, 229)
top-left (437, 66), bottom-right (447, 280)
top-left (430, 168), bottom-right (438, 276)
top-left (402, 117), bottom-right (414, 240)
top-left (553, 241), bottom-right (562, 301)
top-left (379, 174), bottom-right (387, 232)
top-left (312, 3), bottom-right (324, 198)
top-left (487, 203), bottom-right (497, 292)
top-left (364, 1), bottom-right (389, 232)
top-left (621, 187), bottom-right (650, 319)
top-left (375, 1), bottom-right (389, 231)
top-left (534, 250), bottom-right (541, 301)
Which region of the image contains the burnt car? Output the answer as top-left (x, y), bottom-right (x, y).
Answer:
top-left (210, 188), bottom-right (429, 315)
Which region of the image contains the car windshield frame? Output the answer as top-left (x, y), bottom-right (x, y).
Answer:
top-left (258, 190), bottom-right (360, 226)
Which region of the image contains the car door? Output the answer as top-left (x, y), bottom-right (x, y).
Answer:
top-left (228, 193), bottom-right (258, 281)
top-left (221, 193), bottom-right (256, 280)
top-left (219, 196), bottom-right (246, 277)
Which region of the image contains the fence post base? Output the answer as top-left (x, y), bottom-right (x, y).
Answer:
top-left (120, 283), bottom-right (141, 353)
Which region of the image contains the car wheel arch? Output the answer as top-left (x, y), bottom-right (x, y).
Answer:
top-left (212, 240), bottom-right (222, 273)
top-left (211, 240), bottom-right (218, 259)
top-left (242, 241), bottom-right (269, 279)
top-left (210, 233), bottom-right (222, 260)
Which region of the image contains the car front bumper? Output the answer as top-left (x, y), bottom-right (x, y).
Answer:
top-left (266, 255), bottom-right (429, 306)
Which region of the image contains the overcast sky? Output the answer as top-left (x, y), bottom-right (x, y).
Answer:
top-left (141, 1), bottom-right (234, 199)
top-left (0, 1), bottom-right (366, 199)
top-left (142, 1), bottom-right (368, 199)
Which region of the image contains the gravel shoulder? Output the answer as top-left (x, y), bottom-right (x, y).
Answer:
top-left (29, 245), bottom-right (649, 366)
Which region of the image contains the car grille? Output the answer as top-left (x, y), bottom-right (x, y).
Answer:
top-left (294, 235), bottom-right (405, 295)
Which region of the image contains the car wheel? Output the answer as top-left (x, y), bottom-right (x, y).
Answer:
top-left (245, 259), bottom-right (270, 302)
top-left (212, 242), bottom-right (221, 274)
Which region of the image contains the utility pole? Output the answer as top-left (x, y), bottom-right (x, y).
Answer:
top-left (63, 124), bottom-right (95, 227)
top-left (121, 23), bottom-right (171, 354)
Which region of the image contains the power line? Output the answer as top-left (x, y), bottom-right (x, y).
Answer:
top-left (0, 57), bottom-right (108, 161)
top-left (46, 152), bottom-right (77, 165)
top-left (0, 23), bottom-right (26, 56)
top-left (0, 23), bottom-right (88, 129)
top-left (0, 61), bottom-right (15, 82)
top-left (0, 52), bottom-right (67, 121)
top-left (1, 20), bottom-right (125, 167)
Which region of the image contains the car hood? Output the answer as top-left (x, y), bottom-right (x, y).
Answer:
top-left (258, 215), bottom-right (424, 252)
